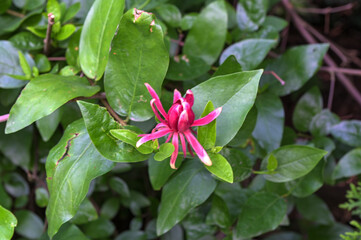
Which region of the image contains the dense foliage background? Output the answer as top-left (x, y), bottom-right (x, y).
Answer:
top-left (0, 0), bottom-right (361, 239)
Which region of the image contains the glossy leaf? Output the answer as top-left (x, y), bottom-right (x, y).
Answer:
top-left (261, 145), bottom-right (327, 182)
top-left (80, 218), bottom-right (115, 238)
top-left (330, 120), bottom-right (361, 147)
top-left (110, 129), bottom-right (153, 154)
top-left (79, 0), bottom-right (125, 80)
top-left (261, 44), bottom-right (329, 96)
top-left (310, 109), bottom-right (340, 137)
top-left (55, 24), bottom-right (76, 41)
top-left (77, 101), bottom-right (149, 162)
top-left (157, 160), bottom-right (217, 236)
top-left (213, 55), bottom-right (243, 77)
top-left (154, 143), bottom-right (175, 161)
top-left (236, 0), bottom-right (268, 32)
top-left (5, 74), bottom-right (100, 134)
top-left (197, 101), bottom-right (216, 150)
top-left (14, 210), bottom-right (44, 239)
top-left (192, 70), bottom-right (262, 146)
top-left (156, 4), bottom-right (181, 27)
top-left (104, 9), bottom-right (168, 121)
top-left (295, 195), bottom-right (334, 225)
top-left (206, 153), bottom-right (233, 183)
top-left (221, 148), bottom-right (252, 182)
top-left (35, 54), bottom-right (51, 73)
top-left (235, 192), bottom-right (287, 238)
top-left (9, 32), bottom-right (43, 50)
top-left (332, 148), bottom-right (361, 180)
top-left (252, 92), bottom-right (284, 152)
top-left (46, 120), bottom-right (115, 238)
top-left (220, 39), bottom-right (276, 70)
top-left (148, 155), bottom-right (180, 191)
top-left (66, 28), bottom-right (81, 67)
top-left (71, 198), bottom-right (98, 224)
top-left (0, 205), bottom-right (17, 240)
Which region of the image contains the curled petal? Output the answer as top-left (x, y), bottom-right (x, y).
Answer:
top-left (136, 128), bottom-right (172, 147)
top-left (145, 83), bottom-right (168, 119)
top-left (179, 133), bottom-right (187, 158)
top-left (184, 130), bottom-right (212, 166)
top-left (184, 90), bottom-right (194, 106)
top-left (182, 101), bottom-right (195, 124)
top-left (145, 83), bottom-right (160, 100)
top-left (170, 132), bottom-right (179, 169)
top-left (168, 104), bottom-right (182, 130)
top-left (155, 122), bottom-right (168, 130)
top-left (177, 110), bottom-right (189, 132)
top-left (191, 107), bottom-right (222, 127)
top-left (150, 99), bottom-right (167, 124)
top-left (173, 89), bottom-right (182, 103)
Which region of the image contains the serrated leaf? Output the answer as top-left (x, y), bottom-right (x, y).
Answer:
top-left (79, 0), bottom-right (125, 80)
top-left (46, 120), bottom-right (115, 238)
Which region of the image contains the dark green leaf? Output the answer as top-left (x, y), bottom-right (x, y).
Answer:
top-left (154, 143), bottom-right (175, 161)
top-left (0, 0), bottom-right (11, 13)
top-left (109, 177), bottom-right (130, 198)
top-left (229, 107), bottom-right (257, 147)
top-left (14, 210), bottom-right (44, 239)
top-left (206, 153), bottom-right (233, 183)
top-left (35, 187), bottom-right (49, 208)
top-left (332, 148), bottom-right (361, 180)
top-left (260, 145), bottom-right (327, 182)
top-left (220, 148), bottom-right (253, 182)
top-left (182, 210), bottom-right (216, 240)
top-left (77, 101), bottom-right (149, 162)
top-left (236, 0), bottom-right (268, 32)
top-left (157, 160), bottom-right (216, 235)
top-left (330, 120), bottom-right (361, 147)
top-left (310, 109), bottom-right (340, 137)
top-left (46, 120), bottom-right (115, 238)
top-left (213, 55), bottom-right (243, 77)
top-left (9, 32), bottom-right (43, 50)
top-left (264, 232), bottom-right (302, 240)
top-left (198, 101), bottom-right (216, 150)
top-left (308, 223), bottom-right (352, 240)
top-left (192, 70), bottom-right (262, 146)
top-left (104, 9), bottom-right (168, 121)
top-left (100, 198), bottom-right (120, 219)
top-left (235, 192), bottom-right (287, 239)
top-left (5, 74), bottom-right (100, 134)
top-left (220, 39), bottom-right (276, 70)
top-left (71, 198), bottom-right (98, 224)
top-left (252, 92), bottom-right (284, 152)
top-left (36, 109), bottom-right (62, 142)
top-left (148, 155), bottom-right (180, 191)
top-left (295, 195), bottom-right (334, 225)
top-left (3, 173), bottom-right (29, 197)
top-left (115, 230), bottom-right (147, 240)
top-left (35, 54), bottom-right (51, 73)
top-left (261, 44), bottom-right (329, 96)
top-left (79, 0), bottom-right (125, 80)
top-left (0, 205), bottom-right (17, 240)
top-left (80, 218), bottom-right (115, 238)
top-left (156, 4), bottom-right (181, 27)
top-left (206, 195), bottom-right (231, 229)
top-left (53, 223), bottom-right (88, 240)
top-left (0, 9), bottom-right (42, 36)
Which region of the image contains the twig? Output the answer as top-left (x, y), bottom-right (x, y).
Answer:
top-left (264, 71), bottom-right (285, 85)
top-left (282, 0), bottom-right (361, 107)
top-left (296, 3), bottom-right (355, 14)
top-left (327, 71), bottom-right (336, 110)
top-left (320, 66), bottom-right (361, 76)
top-left (70, 92), bottom-right (107, 102)
top-left (44, 13), bottom-right (55, 56)
top-left (0, 114), bottom-right (9, 123)
top-left (6, 9), bottom-right (25, 18)
top-left (48, 57), bottom-right (66, 61)
top-left (100, 99), bottom-right (126, 126)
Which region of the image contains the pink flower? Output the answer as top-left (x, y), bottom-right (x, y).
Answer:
top-left (136, 83), bottom-right (222, 169)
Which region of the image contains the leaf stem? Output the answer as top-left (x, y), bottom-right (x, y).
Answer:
top-left (139, 0), bottom-right (151, 10)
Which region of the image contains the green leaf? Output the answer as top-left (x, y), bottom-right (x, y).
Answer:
top-left (252, 92), bottom-right (284, 152)
top-left (77, 101), bottom-right (149, 162)
top-left (109, 177), bottom-right (130, 198)
top-left (59, 65), bottom-right (80, 76)
top-left (110, 129), bottom-right (153, 154)
top-left (310, 109), bottom-right (340, 137)
top-left (264, 232), bottom-right (302, 240)
top-left (267, 154), bottom-right (278, 172)
top-left (35, 54), bottom-right (51, 73)
top-left (220, 148), bottom-right (253, 182)
top-left (260, 145), bottom-right (327, 182)
top-left (62, 2), bottom-right (81, 23)
top-left (307, 223), bottom-right (352, 240)
top-left (154, 143), bottom-right (175, 161)
top-left (36, 109), bottom-right (62, 142)
top-left (180, 13), bottom-right (198, 31)
top-left (66, 28), bottom-right (81, 67)
top-left (205, 195), bottom-right (231, 229)
top-left (213, 55), bottom-right (243, 77)
top-left (35, 187), bottom-right (49, 208)
top-left (330, 120), bottom-right (361, 147)
top-left (198, 101), bottom-right (216, 150)
top-left (80, 218), bottom-right (115, 238)
top-left (9, 32), bottom-right (43, 50)
top-left (261, 44), bottom-right (329, 96)
top-left (14, 210), bottom-right (44, 239)
top-left (148, 155), bottom-right (180, 191)
top-left (55, 24), bottom-right (76, 41)
top-left (0, 0), bottom-right (11, 13)
top-left (192, 70), bottom-right (262, 146)
top-left (285, 160), bottom-right (324, 198)
top-left (26, 25), bottom-right (47, 38)
top-left (18, 51), bottom-right (32, 79)
top-left (100, 198), bottom-right (120, 219)
top-left (235, 192), bottom-right (287, 239)
top-left (293, 86), bottom-right (323, 132)
top-left (46, 120), bottom-right (115, 238)
top-left (236, 0), bottom-right (268, 32)
top-left (79, 0), bottom-right (125, 80)
top-left (182, 210), bottom-right (216, 239)
top-left (115, 230), bottom-right (147, 240)
top-left (220, 39), bottom-right (276, 70)
top-left (0, 8), bottom-right (42, 36)
top-left (332, 148), bottom-right (361, 180)
top-left (3, 173), bottom-right (29, 197)
top-left (156, 4), bottom-right (181, 27)
top-left (104, 9), bottom-right (168, 121)
top-left (157, 160), bottom-right (217, 236)
top-left (5, 74), bottom-right (99, 134)
top-left (0, 41), bottom-right (34, 89)
top-left (295, 195), bottom-right (334, 225)
top-left (206, 153), bottom-right (233, 183)
top-left (53, 223), bottom-right (88, 240)
top-left (71, 198), bottom-right (98, 224)
top-left (0, 205), bottom-right (17, 240)
top-left (47, 0), bottom-right (61, 22)
top-left (229, 107), bottom-right (257, 147)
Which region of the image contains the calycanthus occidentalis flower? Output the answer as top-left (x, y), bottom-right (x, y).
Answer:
top-left (136, 83), bottom-right (222, 169)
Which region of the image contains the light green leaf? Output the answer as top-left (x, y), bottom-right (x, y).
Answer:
top-left (156, 160), bottom-right (216, 236)
top-left (77, 101), bottom-right (149, 162)
top-left (192, 70), bottom-right (262, 146)
top-left (46, 120), bottom-right (115, 238)
top-left (267, 154), bottom-right (278, 172)
top-left (154, 143), bottom-right (175, 161)
top-left (236, 0), bottom-right (268, 32)
top-left (197, 101), bottom-right (216, 150)
top-left (55, 24), bottom-right (76, 41)
top-left (0, 205), bottom-right (17, 240)
top-left (35, 54), bottom-right (51, 73)
top-left (235, 192), bottom-right (287, 238)
top-left (330, 120), bottom-right (361, 147)
top-left (79, 0), bottom-right (125, 80)
top-left (260, 145), bottom-right (327, 182)
top-left (5, 74), bottom-right (100, 134)
top-left (332, 148), bottom-right (361, 180)
top-left (104, 9), bottom-right (168, 121)
top-left (206, 153), bottom-right (233, 183)
top-left (110, 129), bottom-right (153, 154)
top-left (18, 51), bottom-right (31, 79)
top-left (35, 187), bottom-right (49, 208)
top-left (47, 0), bottom-right (61, 22)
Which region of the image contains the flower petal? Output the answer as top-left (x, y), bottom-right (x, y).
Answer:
top-left (150, 99), bottom-right (167, 124)
top-left (187, 142), bottom-right (194, 157)
top-left (179, 133), bottom-right (187, 157)
top-left (145, 83), bottom-right (168, 119)
top-left (168, 104), bottom-right (182, 130)
top-left (165, 132), bottom-right (173, 143)
top-left (191, 107), bottom-right (222, 127)
top-left (170, 132), bottom-right (179, 169)
top-left (184, 130), bottom-right (212, 166)
top-left (177, 110), bottom-right (189, 132)
top-left (136, 128), bottom-right (172, 147)
top-left (184, 90), bottom-right (194, 106)
top-left (173, 89), bottom-right (182, 103)
top-left (145, 83), bottom-right (160, 100)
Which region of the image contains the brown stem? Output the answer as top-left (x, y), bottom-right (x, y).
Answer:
top-left (320, 66), bottom-right (361, 76)
top-left (6, 9), bottom-right (25, 18)
top-left (44, 13), bottom-right (55, 56)
top-left (282, 0), bottom-right (361, 107)
top-left (296, 3), bottom-right (355, 14)
top-left (48, 57), bottom-right (66, 61)
top-left (100, 99), bottom-right (126, 126)
top-left (264, 71), bottom-right (285, 85)
top-left (71, 92), bottom-right (107, 102)
top-left (327, 71), bottom-right (336, 110)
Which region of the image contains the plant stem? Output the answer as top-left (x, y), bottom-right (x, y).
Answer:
top-left (6, 9), bottom-right (25, 18)
top-left (44, 13), bottom-right (55, 56)
top-left (100, 99), bottom-right (127, 126)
